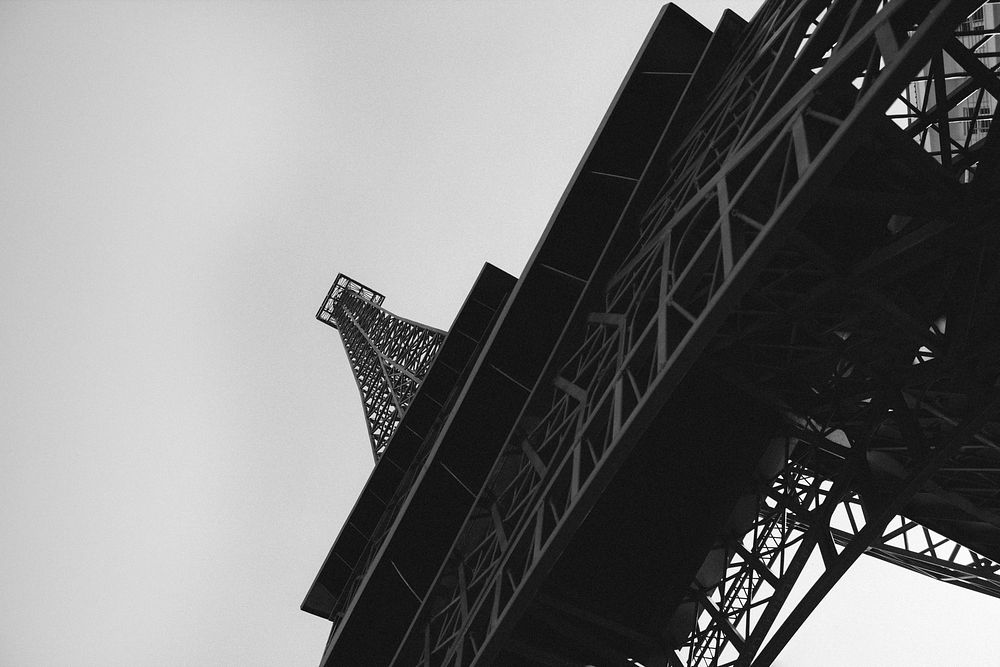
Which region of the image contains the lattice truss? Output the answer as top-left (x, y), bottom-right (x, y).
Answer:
top-left (318, 274), bottom-right (445, 460)
top-left (386, 1), bottom-right (1000, 665)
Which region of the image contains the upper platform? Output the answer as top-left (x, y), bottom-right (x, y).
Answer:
top-left (316, 273), bottom-right (386, 330)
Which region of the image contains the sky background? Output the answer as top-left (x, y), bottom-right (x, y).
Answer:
top-left (2, 1), bottom-right (998, 665)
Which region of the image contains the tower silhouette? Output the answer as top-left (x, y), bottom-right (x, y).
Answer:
top-left (305, 2), bottom-right (1000, 665)
top-left (317, 274), bottom-right (445, 460)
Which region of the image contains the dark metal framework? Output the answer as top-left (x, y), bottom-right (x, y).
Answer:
top-left (382, 1), bottom-right (1000, 665)
top-left (318, 273), bottom-right (445, 460)
top-left (312, 1), bottom-right (1000, 665)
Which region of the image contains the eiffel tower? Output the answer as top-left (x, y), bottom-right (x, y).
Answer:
top-left (317, 274), bottom-right (446, 461)
top-left (304, 2), bottom-right (1000, 665)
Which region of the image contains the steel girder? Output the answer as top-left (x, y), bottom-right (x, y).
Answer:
top-left (674, 164), bottom-right (1000, 665)
top-left (379, 1), bottom-right (1000, 665)
top-left (669, 1), bottom-right (1000, 661)
top-left (319, 274), bottom-right (445, 460)
top-left (669, 413), bottom-right (1000, 667)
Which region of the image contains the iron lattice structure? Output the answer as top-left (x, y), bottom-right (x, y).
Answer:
top-left (317, 274), bottom-right (445, 460)
top-left (307, 2), bottom-right (1000, 666)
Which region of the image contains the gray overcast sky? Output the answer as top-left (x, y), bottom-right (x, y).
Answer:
top-left (2, 1), bottom-right (998, 665)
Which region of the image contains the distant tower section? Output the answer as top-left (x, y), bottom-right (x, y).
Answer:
top-left (317, 274), bottom-right (445, 460)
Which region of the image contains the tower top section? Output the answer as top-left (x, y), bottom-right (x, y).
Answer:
top-left (316, 271), bottom-right (445, 460)
top-left (316, 273), bottom-right (385, 330)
